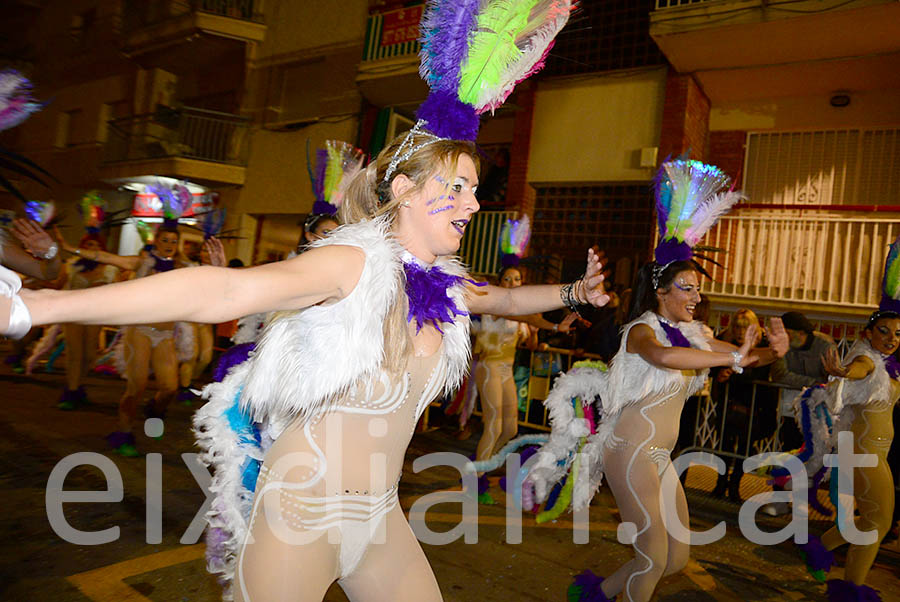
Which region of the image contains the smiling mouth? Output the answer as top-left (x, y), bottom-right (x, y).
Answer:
top-left (686, 304), bottom-right (695, 315)
top-left (451, 219), bottom-right (468, 235)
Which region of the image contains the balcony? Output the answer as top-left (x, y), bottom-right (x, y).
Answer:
top-left (120, 0), bottom-right (265, 70)
top-left (356, 3), bottom-right (427, 107)
top-left (650, 0), bottom-right (900, 102)
top-left (699, 211), bottom-right (899, 317)
top-left (100, 106), bottom-right (250, 186)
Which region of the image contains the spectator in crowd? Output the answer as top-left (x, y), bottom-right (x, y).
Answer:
top-left (771, 311), bottom-right (835, 388)
top-left (771, 311), bottom-right (837, 450)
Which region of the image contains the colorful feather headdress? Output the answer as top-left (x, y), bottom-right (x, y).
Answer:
top-left (652, 159), bottom-right (744, 286)
top-left (499, 214), bottom-right (531, 268)
top-left (876, 235), bottom-right (900, 315)
top-left (24, 199), bottom-right (56, 226)
top-left (416, 0), bottom-right (574, 141)
top-left (78, 191), bottom-right (106, 234)
top-left (0, 69), bottom-right (43, 132)
top-left (147, 180), bottom-right (193, 229)
top-left (307, 140), bottom-right (365, 216)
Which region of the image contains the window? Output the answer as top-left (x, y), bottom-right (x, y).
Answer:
top-left (531, 183), bottom-right (653, 281)
top-left (542, 0), bottom-right (665, 77)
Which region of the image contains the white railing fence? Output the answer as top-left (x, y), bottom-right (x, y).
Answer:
top-left (700, 213), bottom-right (897, 308)
top-left (458, 210), bottom-right (515, 277)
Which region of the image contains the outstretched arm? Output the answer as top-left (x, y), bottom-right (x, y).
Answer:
top-left (706, 318), bottom-right (789, 367)
top-left (628, 322), bottom-right (759, 371)
top-left (17, 244), bottom-right (364, 328)
top-left (823, 347), bottom-right (874, 381)
top-left (58, 231), bottom-right (143, 272)
top-left (467, 248), bottom-right (609, 316)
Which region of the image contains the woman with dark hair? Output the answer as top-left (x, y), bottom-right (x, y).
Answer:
top-left (795, 237), bottom-right (900, 602)
top-left (297, 213), bottom-right (339, 253)
top-left (528, 160), bottom-right (789, 602)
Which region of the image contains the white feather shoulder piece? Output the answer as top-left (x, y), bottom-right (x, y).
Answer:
top-left (835, 338), bottom-right (896, 410)
top-left (602, 311), bottom-right (710, 417)
top-left (240, 216), bottom-right (402, 424)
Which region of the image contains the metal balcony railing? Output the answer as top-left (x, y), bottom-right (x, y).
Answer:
top-left (654, 0), bottom-right (710, 9)
top-left (103, 106), bottom-right (250, 166)
top-left (121, 0), bottom-right (263, 33)
top-left (700, 212), bottom-right (898, 309)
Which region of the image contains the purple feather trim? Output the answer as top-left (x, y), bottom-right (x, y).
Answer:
top-left (659, 320), bottom-right (692, 348)
top-left (312, 200), bottom-right (338, 216)
top-left (798, 535), bottom-right (834, 573)
top-left (403, 259), bottom-right (471, 333)
top-left (313, 148), bottom-right (327, 203)
top-left (418, 0), bottom-right (480, 93)
top-left (878, 292), bottom-right (900, 315)
top-left (654, 238), bottom-right (692, 265)
top-left (152, 255), bottom-right (175, 272)
top-left (416, 89), bottom-right (480, 141)
top-left (826, 579), bottom-right (882, 602)
top-left (500, 253), bottom-right (521, 268)
top-left (884, 354), bottom-right (900, 379)
top-left (74, 258), bottom-right (100, 272)
top-left (213, 342), bottom-right (255, 382)
top-left (569, 570), bottom-right (615, 602)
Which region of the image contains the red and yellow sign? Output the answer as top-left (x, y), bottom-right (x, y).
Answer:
top-left (380, 5), bottom-right (423, 47)
top-left (132, 191), bottom-right (217, 218)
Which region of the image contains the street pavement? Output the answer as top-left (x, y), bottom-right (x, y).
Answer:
top-left (1, 350), bottom-right (898, 601)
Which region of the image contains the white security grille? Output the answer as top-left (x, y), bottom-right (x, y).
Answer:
top-left (744, 128), bottom-right (900, 206)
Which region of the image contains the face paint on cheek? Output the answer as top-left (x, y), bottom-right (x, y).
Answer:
top-left (426, 194), bottom-right (446, 206)
top-left (428, 204), bottom-right (455, 215)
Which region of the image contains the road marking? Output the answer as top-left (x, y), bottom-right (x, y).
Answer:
top-left (67, 544), bottom-right (205, 602)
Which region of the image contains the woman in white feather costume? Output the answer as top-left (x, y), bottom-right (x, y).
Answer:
top-left (0, 123), bottom-right (609, 601)
top-left (528, 160), bottom-right (791, 602)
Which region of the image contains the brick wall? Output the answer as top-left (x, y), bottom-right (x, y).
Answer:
top-left (658, 68), bottom-right (709, 162)
top-left (708, 130), bottom-right (747, 184)
top-left (505, 82), bottom-right (536, 218)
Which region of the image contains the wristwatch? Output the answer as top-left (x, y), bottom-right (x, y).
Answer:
top-left (41, 243), bottom-right (59, 260)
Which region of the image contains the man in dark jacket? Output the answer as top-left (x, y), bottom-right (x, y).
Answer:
top-left (771, 311), bottom-right (836, 388)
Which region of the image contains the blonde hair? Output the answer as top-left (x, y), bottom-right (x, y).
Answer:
top-left (277, 131), bottom-right (479, 377)
top-left (726, 308), bottom-right (761, 345)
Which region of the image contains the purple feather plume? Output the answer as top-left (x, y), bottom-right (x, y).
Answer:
top-left (798, 534), bottom-right (834, 573)
top-left (416, 89), bottom-right (480, 141)
top-left (653, 238), bottom-right (693, 265)
top-left (659, 320), bottom-right (692, 348)
top-left (403, 259), bottom-right (471, 333)
top-left (312, 200), bottom-right (338, 215)
top-left (418, 0), bottom-right (480, 93)
top-left (826, 579), bottom-right (882, 602)
top-left (213, 342), bottom-right (255, 382)
top-left (884, 353), bottom-right (900, 379)
top-left (313, 148), bottom-right (328, 204)
top-left (569, 570), bottom-right (615, 602)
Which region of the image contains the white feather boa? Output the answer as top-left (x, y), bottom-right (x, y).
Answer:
top-left (239, 215), bottom-right (471, 429)
top-left (231, 313), bottom-right (267, 345)
top-left (526, 364), bottom-right (607, 510)
top-left (528, 313), bottom-right (710, 513)
top-left (174, 321), bottom-right (196, 363)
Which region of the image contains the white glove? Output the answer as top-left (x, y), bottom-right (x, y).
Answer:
top-left (0, 265), bottom-right (32, 339)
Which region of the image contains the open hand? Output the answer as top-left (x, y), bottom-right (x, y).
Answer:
top-left (738, 323), bottom-right (758, 366)
top-left (767, 317), bottom-right (789, 357)
top-left (556, 311), bottom-right (579, 334)
top-left (579, 247), bottom-right (609, 308)
top-left (12, 219), bottom-right (55, 258)
top-left (203, 237), bottom-right (226, 267)
top-left (823, 346), bottom-right (848, 377)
